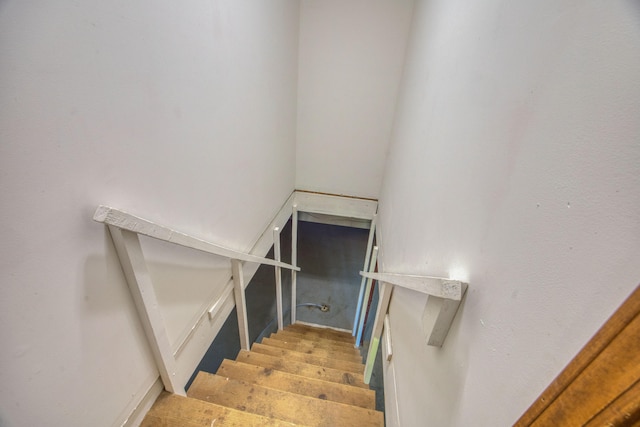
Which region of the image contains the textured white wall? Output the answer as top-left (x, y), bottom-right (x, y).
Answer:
top-left (296, 0), bottom-right (414, 199)
top-left (0, 1), bottom-right (298, 425)
top-left (378, 0), bottom-right (640, 425)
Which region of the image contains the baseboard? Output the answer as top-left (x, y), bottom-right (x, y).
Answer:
top-left (117, 377), bottom-right (163, 427)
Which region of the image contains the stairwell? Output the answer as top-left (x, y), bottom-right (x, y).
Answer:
top-left (141, 323), bottom-right (384, 426)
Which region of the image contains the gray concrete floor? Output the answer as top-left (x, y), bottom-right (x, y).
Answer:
top-left (187, 219), bottom-right (385, 413)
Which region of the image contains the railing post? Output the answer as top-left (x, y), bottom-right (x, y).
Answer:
top-left (273, 227), bottom-right (283, 331)
top-left (107, 226), bottom-right (186, 396)
top-left (364, 281), bottom-right (393, 384)
top-left (355, 246), bottom-right (378, 347)
top-left (291, 205), bottom-right (298, 324)
top-left (353, 214), bottom-right (377, 335)
top-left (231, 259), bottom-right (250, 350)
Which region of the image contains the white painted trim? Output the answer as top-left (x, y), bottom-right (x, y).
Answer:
top-left (360, 271), bottom-right (468, 348)
top-left (381, 326), bottom-right (401, 427)
top-left (246, 191), bottom-right (296, 266)
top-left (171, 193), bottom-right (297, 357)
top-left (384, 314), bottom-right (392, 362)
top-left (291, 205), bottom-right (298, 324)
top-left (294, 320), bottom-right (352, 334)
top-left (94, 205), bottom-right (299, 272)
top-left (293, 191), bottom-right (377, 220)
top-left (374, 228), bottom-right (401, 427)
top-left (298, 212), bottom-right (371, 229)
top-left (422, 283), bottom-right (469, 347)
top-left (111, 192), bottom-right (299, 424)
top-left (117, 377), bottom-right (163, 427)
top-left (206, 284), bottom-right (234, 322)
top-left (231, 259), bottom-right (250, 351)
top-left (175, 191), bottom-right (296, 363)
top-left (364, 281), bottom-right (393, 384)
top-left (356, 246), bottom-right (378, 347)
top-left (174, 283), bottom-right (235, 385)
top-left (359, 271), bottom-right (464, 301)
top-left (108, 226), bottom-right (185, 396)
top-left (353, 214), bottom-right (377, 335)
top-left (109, 190), bottom-right (384, 423)
top-left (273, 227), bottom-right (283, 331)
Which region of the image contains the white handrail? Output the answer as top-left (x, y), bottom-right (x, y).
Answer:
top-left (359, 271), bottom-right (463, 300)
top-left (94, 205), bottom-right (300, 271)
top-left (358, 270), bottom-right (468, 384)
top-left (95, 204), bottom-right (301, 395)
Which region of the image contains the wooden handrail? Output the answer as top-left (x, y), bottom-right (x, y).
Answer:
top-left (94, 205), bottom-right (300, 271)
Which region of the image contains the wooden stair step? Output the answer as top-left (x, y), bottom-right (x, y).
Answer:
top-left (261, 337), bottom-right (362, 364)
top-left (251, 343), bottom-right (364, 374)
top-left (277, 327), bottom-right (355, 345)
top-left (269, 332), bottom-right (360, 355)
top-left (283, 325), bottom-right (356, 344)
top-left (236, 349), bottom-right (369, 389)
top-left (272, 330), bottom-right (357, 350)
top-left (287, 323), bottom-right (354, 340)
top-left (140, 392), bottom-right (297, 427)
top-left (188, 372), bottom-right (383, 427)
top-left (217, 359), bottom-right (375, 410)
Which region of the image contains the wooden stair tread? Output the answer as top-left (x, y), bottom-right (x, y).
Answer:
top-left (251, 343), bottom-right (364, 374)
top-left (283, 325), bottom-right (356, 344)
top-left (217, 359), bottom-right (375, 409)
top-left (188, 372), bottom-right (383, 427)
top-left (276, 328), bottom-right (355, 345)
top-left (236, 349), bottom-right (369, 389)
top-left (261, 337), bottom-right (362, 364)
top-left (272, 330), bottom-right (357, 350)
top-left (141, 392), bottom-right (297, 427)
top-left (287, 323), bottom-right (353, 340)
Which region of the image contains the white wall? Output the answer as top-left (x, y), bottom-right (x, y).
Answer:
top-left (378, 0), bottom-right (640, 425)
top-left (296, 0), bottom-right (414, 199)
top-left (0, 1), bottom-right (299, 425)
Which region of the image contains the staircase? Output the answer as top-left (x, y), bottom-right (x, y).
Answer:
top-left (141, 323), bottom-right (384, 426)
